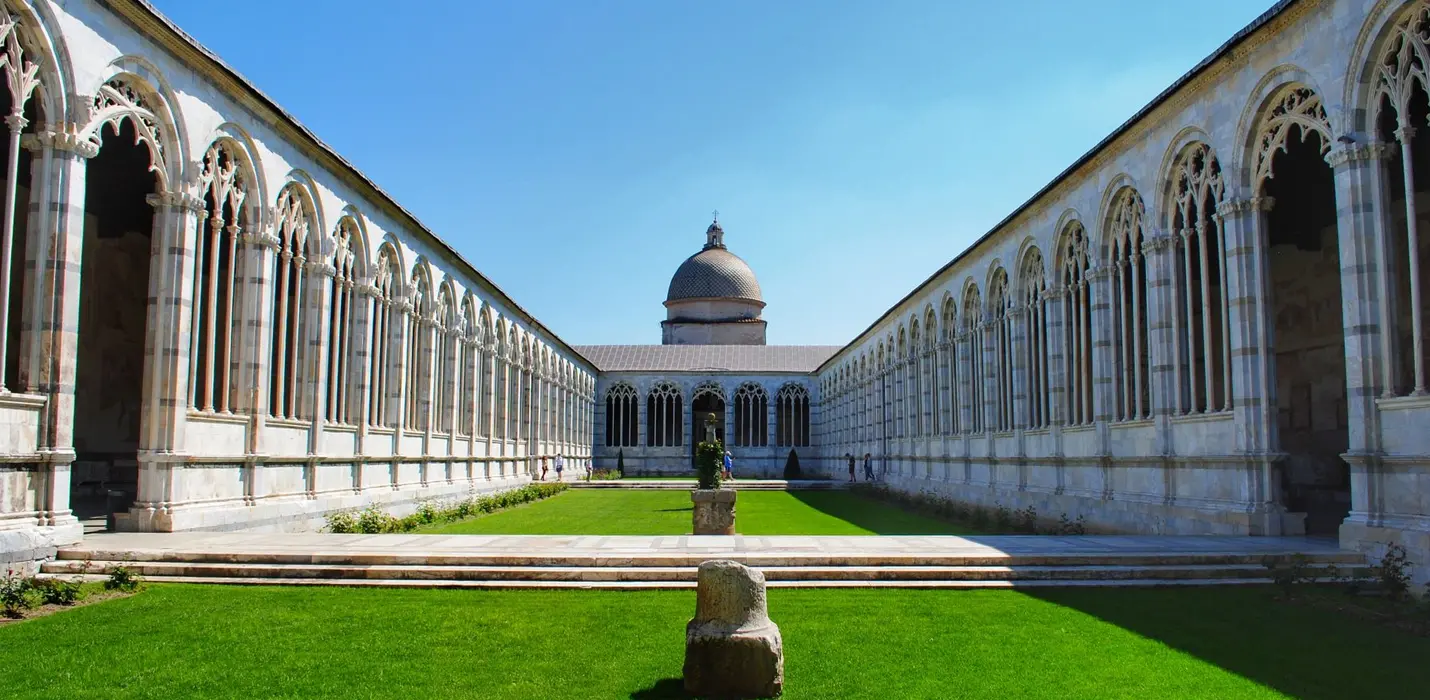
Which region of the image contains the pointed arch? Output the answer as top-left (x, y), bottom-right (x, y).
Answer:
top-left (961, 280), bottom-right (983, 433)
top-left (646, 380), bottom-right (683, 448)
top-left (986, 265), bottom-right (1014, 431)
top-left (1058, 219), bottom-right (1095, 425)
top-left (268, 181), bottom-right (319, 420)
top-left (939, 291), bottom-right (958, 435)
top-left (366, 243), bottom-right (403, 428)
top-left (604, 382), bottom-right (639, 447)
top-left (324, 215), bottom-right (362, 424)
top-left (775, 382), bottom-right (810, 448)
top-left (188, 136), bottom-right (260, 414)
top-left (733, 381), bottom-right (769, 447)
top-left (1020, 245), bottom-right (1051, 429)
top-left (1166, 140), bottom-right (1231, 415)
top-left (1103, 185), bottom-right (1151, 422)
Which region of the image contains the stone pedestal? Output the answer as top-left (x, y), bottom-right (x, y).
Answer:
top-left (684, 560), bottom-right (784, 699)
top-left (692, 489), bottom-right (736, 535)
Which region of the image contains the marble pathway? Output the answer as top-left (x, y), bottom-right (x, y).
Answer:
top-left (64, 531), bottom-right (1350, 563)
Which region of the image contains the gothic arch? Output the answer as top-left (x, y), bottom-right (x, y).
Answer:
top-left (1345, 0), bottom-right (1429, 131)
top-left (82, 66), bottom-right (181, 191)
top-left (1242, 82), bottom-right (1334, 194)
top-left (337, 206), bottom-right (373, 279)
top-left (199, 125), bottom-right (266, 230)
top-left (6, 0), bottom-right (73, 123)
top-left (1156, 128), bottom-right (1228, 223)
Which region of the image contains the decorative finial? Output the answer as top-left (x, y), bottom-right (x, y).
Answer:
top-left (712, 209), bottom-right (719, 223)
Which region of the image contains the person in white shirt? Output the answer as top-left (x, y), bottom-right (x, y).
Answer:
top-left (554, 453), bottom-right (564, 481)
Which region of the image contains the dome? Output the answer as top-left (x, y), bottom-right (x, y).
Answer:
top-left (666, 247), bottom-right (763, 304)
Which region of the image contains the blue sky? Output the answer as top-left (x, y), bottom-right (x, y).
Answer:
top-left (149, 0), bottom-right (1270, 346)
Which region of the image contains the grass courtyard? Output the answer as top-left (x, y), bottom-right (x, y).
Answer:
top-left (1, 584), bottom-right (1425, 699)
top-left (419, 489), bottom-right (978, 535)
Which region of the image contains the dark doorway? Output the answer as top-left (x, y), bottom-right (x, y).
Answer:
top-left (71, 118), bottom-right (156, 529)
top-left (690, 391), bottom-right (725, 469)
top-left (1264, 93), bottom-right (1350, 535)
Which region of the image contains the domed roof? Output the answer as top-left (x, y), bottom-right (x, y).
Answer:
top-left (665, 220), bottom-right (763, 304)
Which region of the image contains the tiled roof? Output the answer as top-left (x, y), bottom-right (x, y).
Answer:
top-left (575, 345), bottom-right (841, 373)
top-left (666, 248), bottom-right (763, 303)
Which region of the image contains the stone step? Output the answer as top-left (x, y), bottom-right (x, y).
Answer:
top-left (32, 572), bottom-right (1316, 590)
top-left (54, 547), bottom-right (1365, 569)
top-left (39, 559), bottom-right (1363, 583)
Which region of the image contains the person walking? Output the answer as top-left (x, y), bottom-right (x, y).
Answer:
top-left (539, 456), bottom-right (548, 481)
top-left (846, 453), bottom-right (856, 483)
top-left (863, 453), bottom-right (874, 482)
top-left (554, 453), bottom-right (565, 481)
top-left (722, 450), bottom-right (734, 481)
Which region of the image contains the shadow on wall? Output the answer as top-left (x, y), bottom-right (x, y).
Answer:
top-left (1021, 587), bottom-right (1430, 700)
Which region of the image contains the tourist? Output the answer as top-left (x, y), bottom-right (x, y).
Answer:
top-left (863, 453), bottom-right (874, 482)
top-left (723, 450), bottom-right (733, 481)
top-left (554, 453), bottom-right (564, 481)
top-left (846, 453), bottom-right (855, 482)
top-left (539, 456), bottom-right (548, 481)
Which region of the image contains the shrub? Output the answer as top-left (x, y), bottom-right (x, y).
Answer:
top-left (783, 449), bottom-right (801, 480)
top-left (1, 569), bottom-right (32, 618)
top-left (695, 440), bottom-right (724, 490)
top-left (1015, 506), bottom-right (1039, 534)
top-left (32, 577), bottom-right (82, 606)
top-left (591, 468), bottom-right (622, 480)
top-left (356, 505), bottom-right (393, 534)
top-left (1375, 542), bottom-right (1413, 601)
top-left (1262, 554), bottom-right (1312, 599)
top-left (617, 449), bottom-right (625, 476)
top-left (326, 509), bottom-right (358, 534)
top-left (104, 566), bottom-right (142, 593)
top-left (1056, 513), bottom-right (1087, 536)
top-left (993, 503), bottom-right (1013, 532)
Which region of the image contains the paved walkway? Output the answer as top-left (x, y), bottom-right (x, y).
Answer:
top-left (66, 531), bottom-right (1350, 563)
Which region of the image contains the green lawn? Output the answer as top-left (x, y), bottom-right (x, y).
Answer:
top-left (419, 489), bottom-right (977, 535)
top-left (1, 584), bottom-right (1425, 699)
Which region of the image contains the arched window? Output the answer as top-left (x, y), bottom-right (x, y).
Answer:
top-left (645, 381), bottom-right (683, 447)
top-left (477, 310), bottom-right (495, 438)
top-left (456, 298), bottom-right (477, 436)
top-left (0, 15), bottom-right (43, 391)
top-left (1170, 143), bottom-right (1231, 414)
top-left (191, 141), bottom-right (252, 414)
top-left (367, 246), bottom-right (400, 427)
top-left (962, 285), bottom-right (983, 433)
top-left (493, 322), bottom-right (509, 440)
top-left (895, 329), bottom-right (908, 438)
top-left (1373, 7), bottom-right (1430, 396)
top-left (987, 268), bottom-right (1014, 432)
top-left (404, 266), bottom-right (433, 431)
top-left (941, 297), bottom-right (958, 435)
top-left (1022, 248), bottom-right (1050, 429)
top-left (776, 383), bottom-right (810, 447)
top-left (1060, 223), bottom-right (1094, 426)
top-left (605, 383), bottom-right (639, 447)
top-left (733, 382), bottom-right (769, 447)
top-left (326, 218), bottom-right (360, 425)
top-left (434, 285), bottom-right (458, 434)
top-left (923, 308), bottom-right (938, 436)
top-left (1107, 189), bottom-right (1152, 421)
top-left (268, 185), bottom-right (316, 420)
top-left (908, 321), bottom-right (922, 437)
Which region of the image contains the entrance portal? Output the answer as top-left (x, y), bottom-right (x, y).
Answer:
top-left (1262, 89), bottom-right (1349, 535)
top-left (70, 118), bottom-right (156, 528)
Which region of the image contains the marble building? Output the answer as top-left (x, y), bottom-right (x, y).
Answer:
top-left (0, 0), bottom-right (1426, 590)
top-left (581, 220), bottom-right (835, 476)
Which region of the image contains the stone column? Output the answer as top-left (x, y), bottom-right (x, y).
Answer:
top-left (1141, 233), bottom-right (1177, 455)
top-left (1327, 142), bottom-right (1395, 547)
top-left (133, 187), bottom-right (205, 527)
top-left (308, 260), bottom-right (337, 458)
top-left (23, 131), bottom-right (93, 531)
top-left (1218, 196), bottom-right (1283, 527)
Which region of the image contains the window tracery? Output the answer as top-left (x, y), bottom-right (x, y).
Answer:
top-left (733, 382), bottom-right (768, 447)
top-left (1170, 143), bottom-right (1231, 414)
top-left (775, 383), bottom-right (810, 447)
top-left (1106, 189), bottom-right (1151, 422)
top-left (190, 141), bottom-right (251, 414)
top-left (604, 383), bottom-right (638, 447)
top-left (1060, 222), bottom-right (1094, 425)
top-left (645, 381), bottom-right (683, 447)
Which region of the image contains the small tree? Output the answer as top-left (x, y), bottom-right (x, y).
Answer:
top-left (617, 449), bottom-right (625, 476)
top-left (783, 449), bottom-right (801, 479)
top-left (695, 415), bottom-right (724, 490)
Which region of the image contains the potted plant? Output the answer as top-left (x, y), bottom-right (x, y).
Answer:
top-left (691, 414), bottom-right (735, 534)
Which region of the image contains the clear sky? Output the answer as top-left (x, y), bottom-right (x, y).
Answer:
top-left (148, 0), bottom-right (1271, 346)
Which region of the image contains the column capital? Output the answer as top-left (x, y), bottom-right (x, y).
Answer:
top-left (306, 259), bottom-right (337, 277)
top-left (241, 227), bottom-right (280, 249)
top-left (24, 127), bottom-right (100, 159)
top-left (1325, 141), bottom-right (1396, 168)
top-left (146, 191), bottom-right (205, 214)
